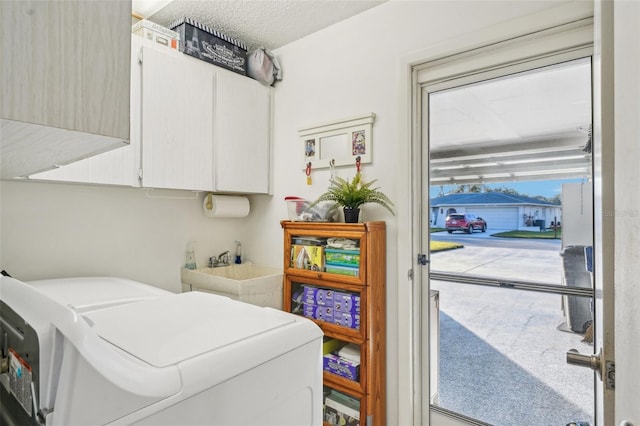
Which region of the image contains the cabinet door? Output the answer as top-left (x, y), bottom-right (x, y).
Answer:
top-left (213, 71), bottom-right (271, 193)
top-left (140, 47), bottom-right (214, 191)
top-left (0, 1), bottom-right (131, 178)
top-left (1, 1), bottom-right (130, 138)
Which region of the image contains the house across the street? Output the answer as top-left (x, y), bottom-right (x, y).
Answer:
top-left (431, 192), bottom-right (562, 231)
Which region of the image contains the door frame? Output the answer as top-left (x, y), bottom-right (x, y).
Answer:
top-left (394, 2), bottom-right (615, 425)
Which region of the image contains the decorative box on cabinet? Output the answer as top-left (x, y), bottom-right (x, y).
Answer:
top-left (281, 221), bottom-right (386, 426)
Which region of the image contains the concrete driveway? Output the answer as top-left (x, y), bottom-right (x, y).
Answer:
top-left (428, 231), bottom-right (594, 425)
top-left (431, 229), bottom-right (562, 284)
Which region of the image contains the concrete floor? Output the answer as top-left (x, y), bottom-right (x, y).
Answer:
top-left (430, 241), bottom-right (595, 426)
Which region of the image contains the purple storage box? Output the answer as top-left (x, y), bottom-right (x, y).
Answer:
top-left (323, 354), bottom-right (360, 381)
top-left (303, 304), bottom-right (334, 323)
top-left (333, 291), bottom-right (360, 314)
top-left (303, 286), bottom-right (335, 306)
top-left (333, 311), bottom-right (360, 329)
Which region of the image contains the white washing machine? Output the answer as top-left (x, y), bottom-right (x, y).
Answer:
top-left (0, 276), bottom-right (323, 426)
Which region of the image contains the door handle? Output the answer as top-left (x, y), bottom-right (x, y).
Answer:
top-left (566, 348), bottom-right (602, 379)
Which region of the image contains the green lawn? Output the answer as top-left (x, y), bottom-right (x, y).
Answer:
top-left (491, 229), bottom-right (562, 239)
top-left (429, 228), bottom-right (463, 252)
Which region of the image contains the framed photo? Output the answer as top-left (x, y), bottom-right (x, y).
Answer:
top-left (304, 138), bottom-right (317, 160)
top-left (298, 113), bottom-right (375, 169)
top-left (352, 130), bottom-right (366, 155)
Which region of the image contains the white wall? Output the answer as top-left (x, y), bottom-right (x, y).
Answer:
top-left (0, 181), bottom-right (255, 292)
top-left (242, 1), bottom-right (572, 424)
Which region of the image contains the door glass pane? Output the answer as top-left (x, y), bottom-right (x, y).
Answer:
top-left (427, 58), bottom-right (595, 425)
top-left (431, 281), bottom-right (594, 425)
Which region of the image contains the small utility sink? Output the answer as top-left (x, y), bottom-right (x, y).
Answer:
top-left (180, 263), bottom-right (283, 309)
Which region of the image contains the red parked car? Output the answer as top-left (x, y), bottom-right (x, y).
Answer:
top-left (446, 213), bottom-right (487, 234)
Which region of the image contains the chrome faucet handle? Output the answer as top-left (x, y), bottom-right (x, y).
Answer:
top-left (209, 251), bottom-right (231, 267)
top-left (217, 250), bottom-right (231, 265)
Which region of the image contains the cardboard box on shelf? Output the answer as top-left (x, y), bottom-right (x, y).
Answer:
top-left (303, 304), bottom-right (334, 323)
top-left (325, 264), bottom-right (359, 277)
top-left (132, 19), bottom-right (179, 50)
top-left (333, 291), bottom-right (360, 314)
top-left (324, 392), bottom-right (360, 426)
top-left (338, 343), bottom-right (361, 363)
top-left (293, 245), bottom-right (324, 271)
top-left (323, 337), bottom-right (343, 355)
top-left (333, 311), bottom-right (360, 329)
top-left (325, 248), bottom-right (360, 267)
top-left (323, 353), bottom-right (360, 381)
top-left (303, 286), bottom-right (334, 306)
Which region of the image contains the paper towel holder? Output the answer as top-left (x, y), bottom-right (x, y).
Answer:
top-left (203, 193), bottom-right (251, 218)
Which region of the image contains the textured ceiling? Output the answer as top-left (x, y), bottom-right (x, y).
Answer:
top-left (134, 0), bottom-right (387, 52)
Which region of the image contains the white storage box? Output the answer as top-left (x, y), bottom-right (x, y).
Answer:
top-left (132, 19), bottom-right (180, 50)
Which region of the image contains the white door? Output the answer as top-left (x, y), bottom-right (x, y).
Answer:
top-left (412, 15), bottom-right (614, 426)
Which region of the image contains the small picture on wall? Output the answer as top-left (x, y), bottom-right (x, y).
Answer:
top-left (352, 131), bottom-right (366, 155)
top-left (305, 138), bottom-right (316, 159)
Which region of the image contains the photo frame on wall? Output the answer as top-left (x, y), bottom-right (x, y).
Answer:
top-left (298, 113), bottom-right (375, 169)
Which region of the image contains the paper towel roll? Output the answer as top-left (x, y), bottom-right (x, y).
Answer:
top-left (203, 194), bottom-right (250, 218)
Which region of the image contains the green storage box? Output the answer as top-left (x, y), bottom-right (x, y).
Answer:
top-left (325, 264), bottom-right (359, 277)
top-left (325, 248), bottom-right (360, 267)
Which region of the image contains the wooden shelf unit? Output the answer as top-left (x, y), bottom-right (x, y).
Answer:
top-left (281, 221), bottom-right (386, 426)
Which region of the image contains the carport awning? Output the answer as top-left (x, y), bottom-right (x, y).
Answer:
top-left (430, 135), bottom-right (592, 185)
top-left (428, 58), bottom-right (592, 185)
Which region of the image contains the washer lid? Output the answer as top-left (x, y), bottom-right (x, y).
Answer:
top-left (28, 277), bottom-right (170, 312)
top-left (83, 292), bottom-right (296, 367)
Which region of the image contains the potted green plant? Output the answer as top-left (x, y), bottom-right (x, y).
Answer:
top-left (309, 172), bottom-right (394, 223)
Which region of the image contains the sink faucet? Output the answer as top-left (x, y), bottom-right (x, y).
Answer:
top-left (209, 250), bottom-right (231, 267)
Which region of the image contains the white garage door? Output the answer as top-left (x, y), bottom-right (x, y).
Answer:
top-left (467, 207), bottom-right (518, 230)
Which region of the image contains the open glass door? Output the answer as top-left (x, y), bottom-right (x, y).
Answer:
top-left (410, 16), bottom-right (615, 423)
top-left (423, 57), bottom-right (597, 426)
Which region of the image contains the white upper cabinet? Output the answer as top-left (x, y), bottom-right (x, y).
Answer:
top-left (213, 71), bottom-right (272, 194)
top-left (1, 1), bottom-right (131, 179)
top-left (31, 36), bottom-right (272, 194)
